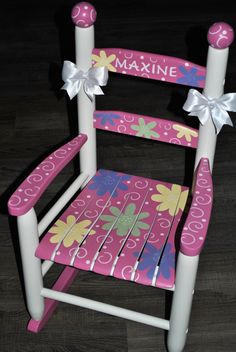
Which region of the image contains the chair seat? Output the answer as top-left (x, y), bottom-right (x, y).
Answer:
top-left (36, 169), bottom-right (189, 289)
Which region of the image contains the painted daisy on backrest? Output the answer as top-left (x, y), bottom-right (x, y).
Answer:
top-left (88, 170), bottom-right (131, 197)
top-left (92, 50), bottom-right (117, 72)
top-left (94, 112), bottom-right (120, 126)
top-left (131, 118), bottom-right (160, 139)
top-left (177, 66), bottom-right (205, 87)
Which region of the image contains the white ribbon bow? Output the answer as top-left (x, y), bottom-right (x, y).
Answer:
top-left (183, 89), bottom-right (236, 134)
top-left (61, 60), bottom-right (108, 101)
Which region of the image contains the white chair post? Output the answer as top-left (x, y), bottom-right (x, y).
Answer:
top-left (17, 208), bottom-right (44, 320)
top-left (194, 22), bottom-right (234, 172)
top-left (167, 253), bottom-right (199, 352)
top-left (71, 2), bottom-right (97, 178)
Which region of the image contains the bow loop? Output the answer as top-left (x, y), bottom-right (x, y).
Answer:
top-left (61, 60), bottom-right (108, 101)
top-left (183, 89), bottom-right (236, 134)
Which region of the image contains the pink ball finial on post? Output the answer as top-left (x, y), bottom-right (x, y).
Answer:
top-left (71, 2), bottom-right (97, 28)
top-left (207, 22), bottom-right (234, 49)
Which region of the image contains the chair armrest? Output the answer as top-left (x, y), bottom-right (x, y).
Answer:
top-left (8, 134), bottom-right (87, 216)
top-left (180, 158), bottom-right (213, 256)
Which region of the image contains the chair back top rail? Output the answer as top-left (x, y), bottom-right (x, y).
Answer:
top-left (92, 48), bottom-right (206, 88)
top-left (94, 110), bottom-right (199, 148)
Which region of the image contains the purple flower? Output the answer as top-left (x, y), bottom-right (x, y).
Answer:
top-left (134, 243), bottom-right (162, 280)
top-left (88, 169), bottom-right (131, 197)
top-left (177, 66), bottom-right (205, 87)
top-left (94, 112), bottom-right (120, 126)
top-left (134, 243), bottom-right (175, 280)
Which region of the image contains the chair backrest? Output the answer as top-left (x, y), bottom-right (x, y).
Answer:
top-left (68, 3), bottom-right (234, 178)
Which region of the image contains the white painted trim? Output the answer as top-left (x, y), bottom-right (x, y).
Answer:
top-left (167, 252), bottom-right (199, 352)
top-left (75, 26), bottom-right (97, 178)
top-left (41, 288), bottom-right (170, 330)
top-left (38, 172), bottom-right (89, 236)
top-left (17, 208), bottom-right (44, 320)
top-left (194, 47), bottom-right (229, 172)
top-left (42, 260), bottom-right (54, 277)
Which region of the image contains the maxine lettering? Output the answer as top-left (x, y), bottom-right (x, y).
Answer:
top-left (115, 57), bottom-right (177, 77)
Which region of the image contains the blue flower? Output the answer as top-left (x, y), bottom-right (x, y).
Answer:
top-left (177, 66), bottom-right (205, 87)
top-left (134, 243), bottom-right (175, 280)
top-left (157, 243), bottom-right (175, 280)
top-left (88, 170), bottom-right (131, 197)
top-left (94, 112), bottom-right (120, 126)
top-left (134, 243), bottom-right (161, 280)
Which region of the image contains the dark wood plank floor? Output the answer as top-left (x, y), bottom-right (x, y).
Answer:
top-left (0, 1), bottom-right (236, 351)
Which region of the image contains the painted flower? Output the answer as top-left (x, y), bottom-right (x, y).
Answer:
top-left (92, 50), bottom-right (117, 72)
top-left (134, 243), bottom-right (161, 280)
top-left (177, 66), bottom-right (205, 87)
top-left (94, 112), bottom-right (120, 126)
top-left (157, 243), bottom-right (175, 279)
top-left (173, 124), bottom-right (198, 142)
top-left (49, 215), bottom-right (95, 247)
top-left (131, 118), bottom-right (160, 139)
top-left (133, 243), bottom-right (175, 280)
top-left (88, 170), bottom-right (131, 197)
top-left (101, 203), bottom-right (150, 236)
top-left (151, 184), bottom-right (189, 216)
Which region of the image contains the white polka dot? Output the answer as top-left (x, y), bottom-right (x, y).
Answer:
top-left (68, 147), bottom-right (71, 150)
top-left (45, 173), bottom-right (49, 176)
top-left (74, 211), bottom-right (78, 214)
top-left (122, 70), bottom-right (127, 74)
top-left (95, 224), bottom-right (100, 228)
top-left (82, 13), bottom-right (86, 17)
top-left (140, 56), bottom-right (144, 59)
top-left (127, 181), bottom-right (131, 184)
top-left (103, 246), bottom-right (107, 249)
top-left (36, 167), bottom-right (40, 170)
top-left (199, 173), bottom-right (203, 176)
top-left (86, 260), bottom-right (90, 264)
top-left (136, 238), bottom-right (140, 241)
top-left (56, 251), bottom-right (61, 255)
top-left (207, 188), bottom-right (211, 192)
top-left (49, 157), bottom-right (53, 159)
top-left (18, 189), bottom-right (23, 192)
top-left (84, 5), bottom-right (88, 9)
top-left (145, 201), bottom-right (149, 205)
top-left (160, 233), bottom-right (165, 236)
top-left (222, 30), bottom-right (227, 35)
top-left (196, 191), bottom-right (200, 194)
top-left (184, 227), bottom-right (188, 230)
top-left (120, 120), bottom-right (124, 123)
top-left (199, 237), bottom-right (204, 240)
top-left (87, 195), bottom-right (91, 198)
top-left (185, 62), bottom-right (190, 66)
top-left (164, 132), bottom-right (168, 135)
top-left (149, 188), bottom-right (153, 191)
top-left (121, 253), bottom-right (125, 257)
top-left (24, 198), bottom-right (28, 202)
top-left (161, 77), bottom-right (166, 81)
top-left (117, 201), bottom-right (121, 204)
top-left (193, 203), bottom-right (197, 206)
top-left (105, 126), bottom-right (109, 129)
top-left (158, 213), bottom-right (162, 216)
top-left (202, 219), bottom-right (206, 222)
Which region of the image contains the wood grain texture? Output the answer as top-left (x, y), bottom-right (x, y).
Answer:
top-left (0, 0), bottom-right (235, 351)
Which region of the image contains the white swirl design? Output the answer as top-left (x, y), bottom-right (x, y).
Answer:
top-left (69, 247), bottom-right (78, 257)
top-left (68, 139), bottom-right (79, 146)
top-left (41, 161), bottom-right (56, 172)
top-left (8, 195), bottom-right (22, 206)
top-left (76, 247), bottom-right (88, 259)
top-left (117, 124), bottom-right (127, 133)
top-left (149, 57), bottom-right (158, 63)
top-left (164, 123), bottom-right (172, 131)
top-left (141, 73), bottom-right (150, 78)
top-left (124, 52), bottom-right (133, 59)
top-left (96, 199), bottom-right (111, 208)
top-left (27, 174), bottom-right (43, 184)
top-left (24, 186), bottom-right (41, 197)
top-left (97, 252), bottom-right (113, 264)
top-left (71, 6), bottom-right (80, 18)
top-left (181, 233), bottom-right (196, 245)
top-left (196, 178), bottom-right (211, 188)
top-left (146, 232), bottom-right (161, 243)
top-left (135, 180), bottom-right (149, 189)
top-left (123, 115), bottom-right (135, 123)
top-left (209, 24), bottom-right (222, 35)
top-left (121, 265), bottom-right (133, 280)
top-left (54, 148), bottom-right (67, 158)
top-left (84, 210), bottom-right (99, 219)
top-left (126, 239), bottom-right (138, 249)
top-left (71, 199), bottom-right (86, 208)
top-left (188, 221), bottom-right (204, 233)
top-left (157, 218), bottom-right (171, 228)
top-left (90, 9), bottom-right (96, 22)
top-left (196, 194), bottom-right (212, 205)
top-left (190, 206), bottom-right (204, 218)
top-left (169, 138), bottom-right (181, 145)
top-left (124, 192), bottom-right (141, 201)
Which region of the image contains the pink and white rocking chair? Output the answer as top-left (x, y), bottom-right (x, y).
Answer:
top-left (8, 2), bottom-right (236, 351)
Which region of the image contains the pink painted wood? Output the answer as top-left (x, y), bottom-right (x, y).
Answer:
top-left (8, 134), bottom-right (87, 216)
top-left (94, 110), bottom-right (199, 148)
top-left (28, 266), bottom-right (78, 333)
top-left (180, 158), bottom-right (213, 256)
top-left (36, 169), bottom-right (189, 290)
top-left (92, 48), bottom-right (206, 88)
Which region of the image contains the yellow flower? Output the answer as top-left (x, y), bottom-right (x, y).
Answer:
top-left (173, 124), bottom-right (198, 142)
top-left (151, 184), bottom-right (189, 216)
top-left (92, 50), bottom-right (117, 72)
top-left (49, 215), bottom-right (95, 247)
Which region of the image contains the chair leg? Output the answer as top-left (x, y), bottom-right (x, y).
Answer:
top-left (167, 252), bottom-right (199, 352)
top-left (17, 208), bottom-right (45, 321)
